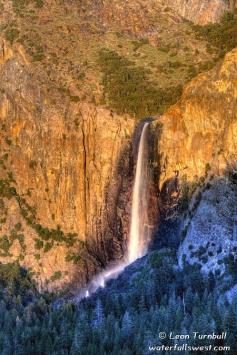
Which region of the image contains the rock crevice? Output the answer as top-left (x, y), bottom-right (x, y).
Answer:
top-left (0, 38), bottom-right (136, 290)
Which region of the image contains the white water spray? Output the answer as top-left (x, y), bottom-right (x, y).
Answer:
top-left (128, 123), bottom-right (150, 262)
top-left (77, 123), bottom-right (151, 302)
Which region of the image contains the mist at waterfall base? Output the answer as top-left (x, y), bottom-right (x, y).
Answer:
top-left (78, 123), bottom-right (151, 301)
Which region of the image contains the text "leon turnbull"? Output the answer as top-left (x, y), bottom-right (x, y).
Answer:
top-left (170, 332), bottom-right (227, 340)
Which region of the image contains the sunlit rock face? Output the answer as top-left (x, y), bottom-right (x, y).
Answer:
top-left (155, 48), bottom-right (237, 192)
top-left (0, 38), bottom-right (135, 291)
top-left (164, 0), bottom-right (229, 25)
top-left (148, 48), bottom-right (237, 281)
top-left (154, 48), bottom-right (237, 276)
top-left (96, 0), bottom-right (232, 28)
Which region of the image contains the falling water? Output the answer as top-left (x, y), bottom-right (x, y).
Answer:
top-left (76, 122), bottom-right (151, 302)
top-left (128, 122), bottom-right (150, 262)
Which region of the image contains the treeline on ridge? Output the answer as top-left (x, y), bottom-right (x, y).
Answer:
top-left (97, 49), bottom-right (182, 118)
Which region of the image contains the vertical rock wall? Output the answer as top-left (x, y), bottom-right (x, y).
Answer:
top-left (0, 38), bottom-right (136, 290)
top-left (164, 0), bottom-right (230, 25)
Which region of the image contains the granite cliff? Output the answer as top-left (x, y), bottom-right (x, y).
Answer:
top-left (164, 0), bottom-right (232, 25)
top-left (0, 0), bottom-right (237, 292)
top-left (156, 48), bottom-right (237, 188)
top-left (155, 48), bottom-right (237, 274)
top-left (0, 37), bottom-right (136, 290)
top-left (0, 0), bottom-right (219, 291)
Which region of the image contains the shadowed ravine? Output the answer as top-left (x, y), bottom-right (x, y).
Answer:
top-left (76, 122), bottom-right (152, 301)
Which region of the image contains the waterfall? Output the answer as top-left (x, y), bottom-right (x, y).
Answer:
top-left (76, 122), bottom-right (151, 302)
top-left (128, 122), bottom-right (150, 262)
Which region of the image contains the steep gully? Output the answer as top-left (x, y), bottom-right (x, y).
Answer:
top-left (76, 122), bottom-right (154, 301)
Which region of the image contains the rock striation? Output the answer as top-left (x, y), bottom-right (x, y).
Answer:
top-left (164, 0), bottom-right (230, 25)
top-left (0, 37), bottom-right (135, 290)
top-left (154, 48), bottom-right (237, 274)
top-left (1, 0), bottom-right (237, 292)
top-left (155, 48), bottom-right (237, 191)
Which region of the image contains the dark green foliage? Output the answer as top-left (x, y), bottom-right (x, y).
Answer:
top-left (0, 173), bottom-right (81, 260)
top-left (0, 251), bottom-right (235, 354)
top-left (43, 241), bottom-right (53, 253)
top-left (224, 254), bottom-right (237, 281)
top-left (34, 0), bottom-right (43, 8)
top-left (0, 262), bottom-right (36, 298)
top-left (11, 0), bottom-right (44, 14)
top-left (0, 179), bottom-right (17, 199)
top-left (34, 238), bottom-right (44, 250)
top-left (14, 222), bottom-right (22, 231)
top-left (193, 12), bottom-right (237, 58)
top-left (65, 252), bottom-right (81, 264)
top-left (98, 49), bottom-right (182, 118)
top-left (0, 230), bottom-right (25, 257)
top-left (50, 271), bottom-right (62, 282)
top-left (5, 26), bottom-right (19, 44)
top-left (5, 137), bottom-right (12, 146)
top-left (31, 46), bottom-right (44, 62)
top-left (17, 31), bottom-right (45, 61)
top-left (16, 193), bottom-right (78, 251)
top-left (32, 224), bottom-right (77, 247)
top-left (70, 95), bottom-right (80, 103)
top-left (34, 253), bottom-right (40, 260)
top-left (0, 235), bottom-right (11, 255)
top-left (12, 0), bottom-right (28, 12)
top-left (0, 172), bottom-right (81, 262)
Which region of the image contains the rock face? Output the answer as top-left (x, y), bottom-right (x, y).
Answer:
top-left (0, 38), bottom-right (135, 290)
top-left (156, 48), bottom-right (237, 191)
top-left (164, 0), bottom-right (230, 25)
top-left (98, 0), bottom-right (233, 28)
top-left (1, 0), bottom-right (237, 293)
top-left (178, 178), bottom-right (237, 273)
top-left (154, 48), bottom-right (237, 274)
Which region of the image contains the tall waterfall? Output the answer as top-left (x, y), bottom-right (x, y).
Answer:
top-left (77, 122), bottom-right (151, 302)
top-left (128, 122), bottom-right (150, 262)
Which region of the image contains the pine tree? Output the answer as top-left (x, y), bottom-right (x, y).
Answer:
top-left (143, 329), bottom-right (155, 355)
top-left (167, 292), bottom-right (177, 326)
top-left (184, 287), bottom-right (193, 314)
top-left (92, 299), bottom-right (104, 328)
top-left (36, 297), bottom-right (47, 314)
top-left (138, 293), bottom-right (146, 312)
top-left (121, 311), bottom-right (133, 340)
top-left (2, 335), bottom-right (12, 355)
top-left (231, 295), bottom-right (237, 319)
top-left (223, 308), bottom-right (237, 349)
top-left (174, 303), bottom-right (184, 330)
